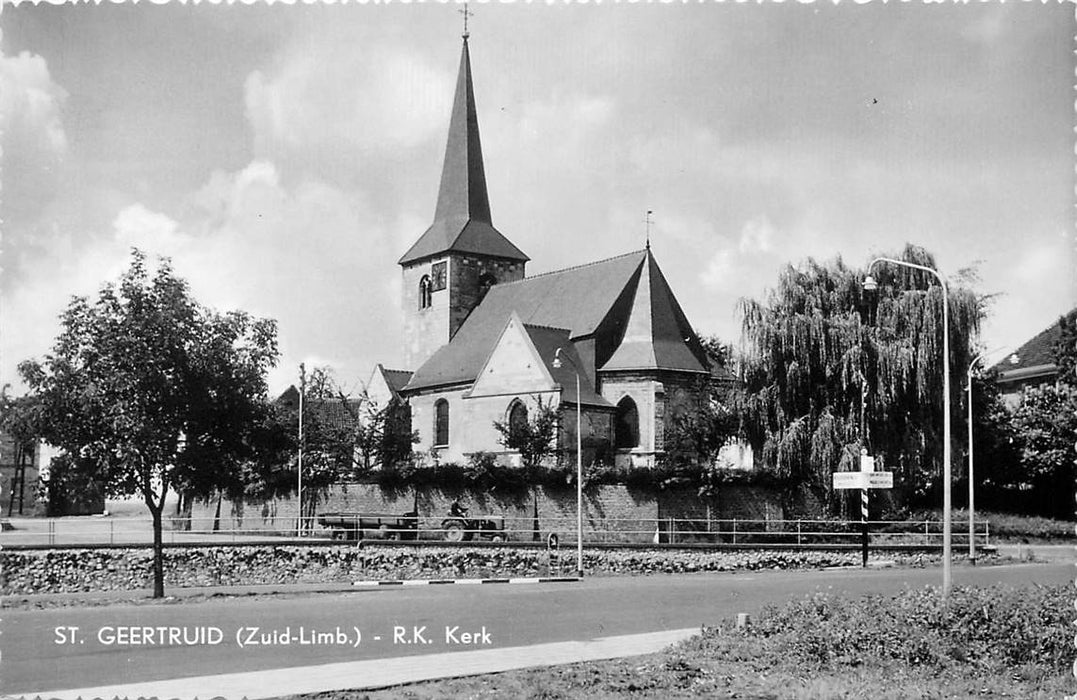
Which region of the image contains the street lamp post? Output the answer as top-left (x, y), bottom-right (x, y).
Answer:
top-left (863, 257), bottom-right (952, 598)
top-left (298, 363), bottom-right (306, 537)
top-left (552, 348), bottom-right (584, 578)
top-left (966, 349), bottom-right (1018, 564)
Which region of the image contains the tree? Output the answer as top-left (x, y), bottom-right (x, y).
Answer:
top-left (344, 393), bottom-right (417, 475)
top-left (662, 335), bottom-right (738, 469)
top-left (18, 250), bottom-right (278, 597)
top-left (1008, 382), bottom-right (1077, 519)
top-left (0, 389), bottom-right (45, 515)
top-left (1052, 309), bottom-right (1077, 387)
top-left (247, 369), bottom-right (418, 519)
top-left (736, 244), bottom-right (984, 510)
top-left (493, 396), bottom-right (559, 471)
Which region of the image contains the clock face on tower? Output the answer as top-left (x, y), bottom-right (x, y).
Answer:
top-left (431, 262), bottom-right (447, 291)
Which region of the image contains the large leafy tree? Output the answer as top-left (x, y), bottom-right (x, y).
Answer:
top-left (736, 244), bottom-right (984, 510)
top-left (1008, 382), bottom-right (1077, 519)
top-left (18, 250), bottom-right (278, 597)
top-left (1052, 308), bottom-right (1077, 387)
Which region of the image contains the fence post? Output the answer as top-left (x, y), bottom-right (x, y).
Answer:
top-left (796, 520), bottom-right (802, 546)
top-left (732, 518), bottom-right (737, 545)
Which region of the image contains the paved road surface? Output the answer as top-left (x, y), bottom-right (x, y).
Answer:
top-left (4, 562), bottom-right (1067, 696)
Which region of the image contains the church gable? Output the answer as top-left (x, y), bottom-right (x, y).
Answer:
top-left (404, 250), bottom-right (646, 393)
top-left (468, 313), bottom-right (557, 398)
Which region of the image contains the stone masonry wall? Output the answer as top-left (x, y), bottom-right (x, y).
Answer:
top-left (179, 483), bottom-right (785, 544)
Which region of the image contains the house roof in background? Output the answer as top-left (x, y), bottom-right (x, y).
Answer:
top-left (994, 307), bottom-right (1074, 380)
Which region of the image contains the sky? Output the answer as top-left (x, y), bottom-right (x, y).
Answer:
top-left (1, 2), bottom-right (1074, 397)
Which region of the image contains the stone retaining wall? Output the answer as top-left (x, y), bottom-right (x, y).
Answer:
top-left (0, 545), bottom-right (922, 595)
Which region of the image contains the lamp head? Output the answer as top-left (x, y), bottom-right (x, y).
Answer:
top-left (1008, 353), bottom-right (1019, 366)
top-left (552, 347), bottom-right (564, 369)
top-left (862, 275), bottom-right (878, 292)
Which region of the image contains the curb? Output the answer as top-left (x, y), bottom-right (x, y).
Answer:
top-left (352, 576), bottom-right (581, 587)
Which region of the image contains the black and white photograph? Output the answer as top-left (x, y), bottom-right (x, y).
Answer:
top-left (0, 1), bottom-right (1074, 698)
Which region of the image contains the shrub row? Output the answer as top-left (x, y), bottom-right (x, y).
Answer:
top-left (735, 582), bottom-right (1070, 674)
top-left (0, 546), bottom-right (942, 595)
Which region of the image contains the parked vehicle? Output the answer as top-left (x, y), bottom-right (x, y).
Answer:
top-left (441, 503), bottom-right (505, 542)
top-left (317, 511), bottom-right (419, 541)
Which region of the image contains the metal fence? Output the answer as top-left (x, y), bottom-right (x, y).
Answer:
top-left (0, 515), bottom-right (990, 548)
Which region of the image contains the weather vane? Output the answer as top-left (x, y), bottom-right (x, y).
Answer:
top-left (645, 210), bottom-right (654, 249)
top-left (460, 5), bottom-right (472, 39)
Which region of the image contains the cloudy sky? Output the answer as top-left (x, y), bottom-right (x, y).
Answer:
top-left (2, 3), bottom-right (1073, 395)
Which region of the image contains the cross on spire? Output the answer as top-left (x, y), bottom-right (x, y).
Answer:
top-left (645, 210), bottom-right (654, 249)
top-left (460, 5), bottom-right (472, 39)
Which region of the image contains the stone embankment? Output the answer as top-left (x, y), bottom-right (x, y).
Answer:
top-left (0, 545), bottom-right (949, 595)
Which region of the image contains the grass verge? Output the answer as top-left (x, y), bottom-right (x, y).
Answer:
top-left (281, 582), bottom-right (1071, 700)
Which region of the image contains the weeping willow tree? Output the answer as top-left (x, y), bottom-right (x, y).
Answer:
top-left (736, 244), bottom-right (984, 510)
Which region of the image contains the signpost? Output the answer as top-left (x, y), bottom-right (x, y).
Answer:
top-left (833, 452), bottom-right (893, 567)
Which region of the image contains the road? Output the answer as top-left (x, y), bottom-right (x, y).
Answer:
top-left (3, 562), bottom-right (1067, 696)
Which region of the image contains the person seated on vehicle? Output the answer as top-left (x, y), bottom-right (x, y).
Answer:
top-left (450, 501), bottom-right (469, 518)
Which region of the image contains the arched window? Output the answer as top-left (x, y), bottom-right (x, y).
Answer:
top-left (615, 397), bottom-right (639, 448)
top-left (477, 272), bottom-right (497, 301)
top-left (419, 275), bottom-right (433, 310)
top-left (434, 399), bottom-right (449, 446)
top-left (508, 400), bottom-right (529, 440)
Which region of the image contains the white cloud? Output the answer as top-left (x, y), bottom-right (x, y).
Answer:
top-left (738, 216), bottom-right (776, 255)
top-left (700, 246), bottom-right (735, 291)
top-left (244, 43), bottom-right (453, 168)
top-left (0, 43), bottom-right (68, 231)
top-left (2, 160), bottom-right (405, 394)
top-left (113, 204), bottom-right (185, 256)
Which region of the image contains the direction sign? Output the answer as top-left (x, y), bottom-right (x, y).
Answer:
top-left (833, 472), bottom-right (866, 490)
top-left (832, 471), bottom-right (894, 490)
top-left (864, 472), bottom-right (893, 489)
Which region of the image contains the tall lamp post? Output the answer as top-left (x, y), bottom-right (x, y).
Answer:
top-left (298, 363), bottom-right (306, 537)
top-left (965, 349), bottom-right (1018, 564)
top-left (863, 257), bottom-right (952, 598)
top-left (552, 348), bottom-right (584, 578)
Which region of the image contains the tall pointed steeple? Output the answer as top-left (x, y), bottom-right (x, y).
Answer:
top-left (433, 37), bottom-right (490, 226)
top-left (399, 37), bottom-right (528, 266)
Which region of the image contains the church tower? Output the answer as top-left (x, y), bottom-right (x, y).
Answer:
top-left (398, 35), bottom-right (528, 371)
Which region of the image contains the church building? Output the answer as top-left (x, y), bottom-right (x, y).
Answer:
top-left (391, 34), bottom-right (713, 468)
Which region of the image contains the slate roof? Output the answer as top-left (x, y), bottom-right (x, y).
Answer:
top-left (405, 249), bottom-right (709, 392)
top-left (994, 308), bottom-right (1074, 381)
top-left (601, 252), bottom-right (708, 374)
top-left (520, 324), bottom-right (611, 408)
top-left (275, 387), bottom-right (363, 429)
top-left (378, 366), bottom-right (414, 397)
top-left (398, 39), bottom-right (527, 266)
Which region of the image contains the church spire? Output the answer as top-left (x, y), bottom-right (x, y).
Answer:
top-left (433, 35), bottom-right (491, 226)
top-left (399, 34), bottom-right (527, 266)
